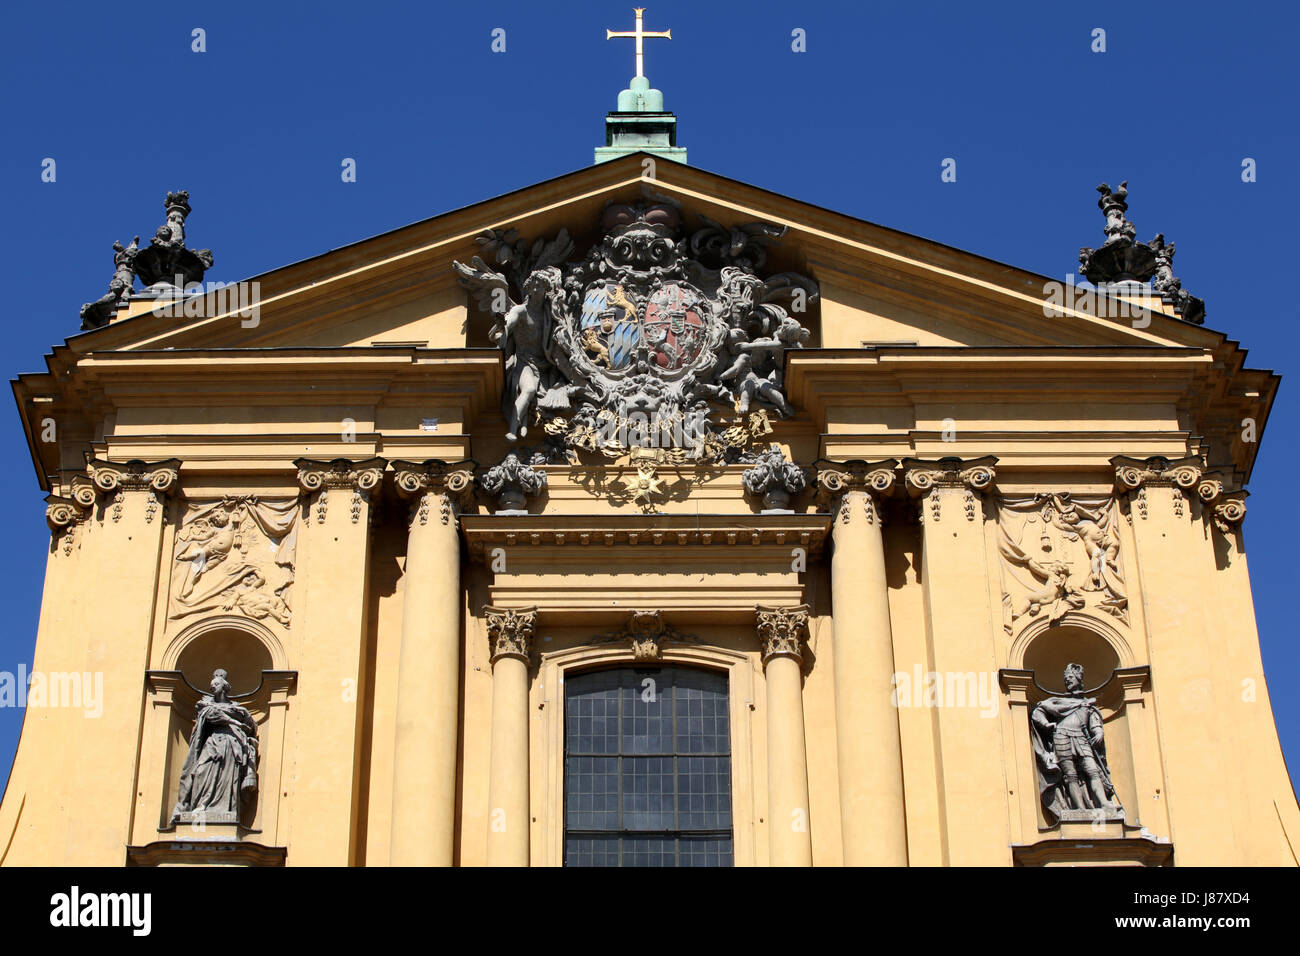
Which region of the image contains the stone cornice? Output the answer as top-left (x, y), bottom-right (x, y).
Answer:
top-left (755, 604), bottom-right (810, 664)
top-left (460, 511), bottom-right (831, 562)
top-left (484, 605), bottom-right (536, 664)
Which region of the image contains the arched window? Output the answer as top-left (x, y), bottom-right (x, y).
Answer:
top-left (564, 666), bottom-right (732, 866)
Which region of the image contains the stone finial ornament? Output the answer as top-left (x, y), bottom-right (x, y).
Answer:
top-left (742, 445), bottom-right (807, 512)
top-left (79, 236), bottom-right (139, 330)
top-left (1075, 182), bottom-right (1204, 324)
top-left (478, 451), bottom-right (547, 513)
top-left (133, 189), bottom-right (214, 291)
top-left (1030, 664), bottom-right (1123, 825)
top-left (171, 668), bottom-right (259, 826)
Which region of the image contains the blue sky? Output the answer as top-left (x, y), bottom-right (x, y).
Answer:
top-left (1, 1), bottom-right (1296, 789)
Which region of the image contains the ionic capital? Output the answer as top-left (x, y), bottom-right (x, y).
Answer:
top-left (391, 459), bottom-right (476, 527)
top-left (815, 458), bottom-right (897, 526)
top-left (484, 606), bottom-right (537, 664)
top-left (1111, 455), bottom-right (1204, 495)
top-left (85, 457), bottom-right (182, 523)
top-left (86, 457), bottom-right (181, 496)
top-left (294, 457), bottom-right (385, 524)
top-left (1212, 491), bottom-right (1248, 533)
top-left (755, 604), bottom-right (810, 664)
top-left (901, 456), bottom-right (996, 523)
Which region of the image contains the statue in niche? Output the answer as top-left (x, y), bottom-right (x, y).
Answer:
top-left (1031, 663), bottom-right (1123, 825)
top-left (171, 668), bottom-right (259, 825)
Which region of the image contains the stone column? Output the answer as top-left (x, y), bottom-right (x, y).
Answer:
top-left (291, 457), bottom-right (385, 865)
top-left (63, 459), bottom-right (180, 862)
top-left (756, 604), bottom-right (813, 866)
top-left (816, 460), bottom-right (908, 865)
top-left (388, 460), bottom-right (474, 866)
top-left (483, 605), bottom-right (536, 866)
top-left (902, 456), bottom-right (1006, 865)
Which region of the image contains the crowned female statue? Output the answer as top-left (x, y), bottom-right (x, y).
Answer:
top-left (171, 668), bottom-right (259, 824)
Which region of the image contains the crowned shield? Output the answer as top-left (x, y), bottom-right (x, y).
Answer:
top-left (644, 282), bottom-right (707, 373)
top-left (579, 283), bottom-right (640, 371)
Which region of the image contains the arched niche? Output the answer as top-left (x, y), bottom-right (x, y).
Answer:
top-left (1010, 612), bottom-right (1134, 682)
top-left (1022, 624), bottom-right (1120, 693)
top-left (162, 615), bottom-right (286, 696)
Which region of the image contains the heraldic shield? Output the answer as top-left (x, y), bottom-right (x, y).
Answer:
top-left (644, 282), bottom-right (707, 372)
top-left (580, 282), bottom-right (639, 370)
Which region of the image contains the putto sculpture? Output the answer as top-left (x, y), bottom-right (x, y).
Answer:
top-left (170, 668), bottom-right (259, 826)
top-left (79, 236), bottom-right (140, 330)
top-left (454, 201), bottom-right (817, 464)
top-left (1030, 663), bottom-right (1123, 825)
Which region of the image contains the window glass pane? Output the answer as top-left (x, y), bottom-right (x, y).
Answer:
top-left (565, 665), bottom-right (732, 867)
top-left (677, 755), bottom-right (731, 830)
top-left (678, 834), bottom-right (734, 867)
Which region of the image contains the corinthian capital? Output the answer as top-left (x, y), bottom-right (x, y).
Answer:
top-left (391, 459), bottom-right (476, 527)
top-left (901, 456), bottom-right (996, 523)
top-left (85, 457), bottom-right (182, 523)
top-left (755, 604), bottom-right (810, 664)
top-left (294, 457), bottom-right (385, 524)
top-left (484, 605), bottom-right (537, 663)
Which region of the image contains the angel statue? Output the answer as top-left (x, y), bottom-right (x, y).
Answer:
top-left (1030, 663), bottom-right (1122, 825)
top-left (454, 256), bottom-right (565, 441)
top-left (719, 315), bottom-right (809, 416)
top-left (170, 668), bottom-right (259, 825)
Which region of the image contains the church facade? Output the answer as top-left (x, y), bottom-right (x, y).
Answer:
top-left (1, 142), bottom-right (1296, 865)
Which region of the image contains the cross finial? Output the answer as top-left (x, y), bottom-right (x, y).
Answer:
top-left (606, 7), bottom-right (671, 80)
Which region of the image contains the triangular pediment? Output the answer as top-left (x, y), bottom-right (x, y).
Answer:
top-left (67, 153), bottom-right (1229, 356)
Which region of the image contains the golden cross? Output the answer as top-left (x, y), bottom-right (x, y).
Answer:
top-left (606, 8), bottom-right (671, 79)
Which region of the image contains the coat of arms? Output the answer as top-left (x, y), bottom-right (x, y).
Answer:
top-left (454, 201), bottom-right (816, 463)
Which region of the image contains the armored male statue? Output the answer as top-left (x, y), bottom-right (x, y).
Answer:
top-left (1030, 663), bottom-right (1122, 824)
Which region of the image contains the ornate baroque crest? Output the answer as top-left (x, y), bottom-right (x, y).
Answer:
top-left (454, 202), bottom-right (817, 463)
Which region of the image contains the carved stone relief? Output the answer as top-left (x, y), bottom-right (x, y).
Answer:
top-left (169, 497), bottom-right (298, 627)
top-left (997, 493), bottom-right (1128, 634)
top-left (453, 202), bottom-right (818, 466)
